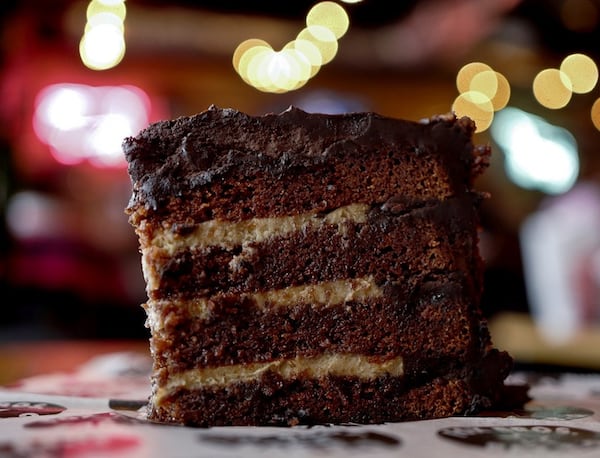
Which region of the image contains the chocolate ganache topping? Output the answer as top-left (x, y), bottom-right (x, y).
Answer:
top-left (123, 106), bottom-right (485, 212)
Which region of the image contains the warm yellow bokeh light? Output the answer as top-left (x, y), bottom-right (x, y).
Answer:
top-left (232, 0), bottom-right (352, 92)
top-left (533, 68), bottom-right (573, 109)
top-left (452, 91), bottom-right (494, 133)
top-left (306, 1), bottom-right (349, 40)
top-left (244, 48), bottom-right (271, 85)
top-left (591, 98), bottom-right (600, 131)
top-left (290, 40), bottom-right (322, 66)
top-left (97, 0), bottom-right (126, 5)
top-left (456, 62), bottom-right (493, 94)
top-left (283, 47), bottom-right (315, 83)
top-left (81, 0), bottom-right (126, 71)
top-left (233, 39), bottom-right (271, 73)
top-left (284, 40), bottom-right (322, 78)
top-left (268, 50), bottom-right (304, 91)
top-left (238, 45), bottom-right (273, 84)
top-left (238, 46), bottom-right (315, 94)
top-left (86, 0), bottom-right (126, 21)
top-left (469, 70), bottom-right (498, 101)
top-left (455, 63), bottom-right (510, 114)
top-left (489, 72), bottom-right (511, 111)
top-left (297, 26), bottom-right (338, 65)
top-left (79, 25), bottom-right (126, 70)
top-left (560, 53), bottom-right (599, 94)
top-left (85, 12), bottom-right (124, 32)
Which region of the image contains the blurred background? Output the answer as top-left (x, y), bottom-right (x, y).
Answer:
top-left (1, 0), bottom-right (599, 372)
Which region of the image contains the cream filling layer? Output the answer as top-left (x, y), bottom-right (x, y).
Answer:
top-left (142, 203), bottom-right (369, 292)
top-left (150, 203), bottom-right (369, 254)
top-left (154, 354), bottom-right (404, 404)
top-left (145, 276), bottom-right (383, 333)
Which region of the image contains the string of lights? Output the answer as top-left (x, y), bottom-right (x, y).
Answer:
top-left (76, 1), bottom-right (600, 136)
top-left (453, 53), bottom-right (599, 134)
top-left (233, 1), bottom-right (350, 93)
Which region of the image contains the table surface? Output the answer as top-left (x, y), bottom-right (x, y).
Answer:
top-left (0, 340), bottom-right (148, 386)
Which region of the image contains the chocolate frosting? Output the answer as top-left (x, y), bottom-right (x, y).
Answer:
top-left (123, 106), bottom-right (485, 212)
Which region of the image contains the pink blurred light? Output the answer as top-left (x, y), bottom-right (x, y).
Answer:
top-left (33, 83), bottom-right (151, 168)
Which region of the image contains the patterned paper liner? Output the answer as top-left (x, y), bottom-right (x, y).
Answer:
top-left (1, 353), bottom-right (600, 457)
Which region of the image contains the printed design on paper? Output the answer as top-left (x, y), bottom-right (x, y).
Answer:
top-left (0, 435), bottom-right (140, 458)
top-left (200, 428), bottom-right (401, 450)
top-left (438, 425), bottom-right (600, 451)
top-left (0, 401), bottom-right (66, 418)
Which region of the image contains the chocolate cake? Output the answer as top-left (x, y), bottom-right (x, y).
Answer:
top-left (123, 106), bottom-right (512, 427)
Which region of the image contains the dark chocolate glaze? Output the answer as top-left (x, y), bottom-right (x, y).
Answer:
top-left (123, 107), bottom-right (488, 213)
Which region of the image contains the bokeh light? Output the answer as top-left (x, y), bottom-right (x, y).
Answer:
top-left (80, 24), bottom-right (126, 70)
top-left (80, 0), bottom-right (126, 70)
top-left (287, 39), bottom-right (322, 77)
top-left (242, 46), bottom-right (277, 90)
top-left (559, 53), bottom-right (598, 94)
top-left (233, 1), bottom-right (349, 93)
top-left (33, 84), bottom-right (151, 167)
top-left (453, 62), bottom-right (510, 132)
top-left (452, 91), bottom-right (494, 133)
top-left (35, 86), bottom-right (91, 132)
top-left (306, 1), bottom-right (350, 40)
top-left (297, 26), bottom-right (338, 65)
top-left (233, 39), bottom-right (271, 73)
top-left (592, 98), bottom-right (600, 131)
top-left (469, 70), bottom-right (497, 100)
top-left (456, 62), bottom-right (493, 94)
top-left (86, 12), bottom-right (124, 31)
top-left (488, 72), bottom-right (511, 111)
top-left (86, 0), bottom-right (126, 21)
top-left (236, 43), bottom-right (318, 94)
top-left (533, 68), bottom-right (573, 109)
top-left (491, 107), bottom-right (579, 195)
top-left (237, 44), bottom-right (271, 79)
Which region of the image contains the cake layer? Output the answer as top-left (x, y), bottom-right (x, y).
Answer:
top-left (147, 276), bottom-right (478, 373)
top-left (146, 276), bottom-right (382, 325)
top-left (142, 195), bottom-right (482, 301)
top-left (151, 203), bottom-right (369, 254)
top-left (149, 370), bottom-right (496, 426)
top-left (154, 354), bottom-right (405, 405)
top-left (125, 108), bottom-right (490, 227)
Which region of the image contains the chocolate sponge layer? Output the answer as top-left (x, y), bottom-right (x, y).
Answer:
top-left (145, 195), bottom-right (483, 301)
top-left (149, 276), bottom-right (476, 372)
top-left (125, 108), bottom-right (490, 227)
top-left (150, 356), bottom-right (510, 427)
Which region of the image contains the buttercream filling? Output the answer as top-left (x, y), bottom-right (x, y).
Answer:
top-left (141, 202), bottom-right (370, 293)
top-left (149, 203), bottom-right (369, 254)
top-left (154, 354), bottom-right (404, 404)
top-left (145, 276), bottom-right (383, 332)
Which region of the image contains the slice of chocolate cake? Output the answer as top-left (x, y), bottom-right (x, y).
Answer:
top-left (123, 106), bottom-right (512, 427)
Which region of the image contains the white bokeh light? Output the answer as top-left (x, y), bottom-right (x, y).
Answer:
top-left (89, 113), bottom-right (134, 165)
top-left (35, 86), bottom-right (90, 132)
top-left (80, 23), bottom-right (125, 70)
top-left (33, 84), bottom-right (151, 168)
top-left (491, 107), bottom-right (579, 194)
